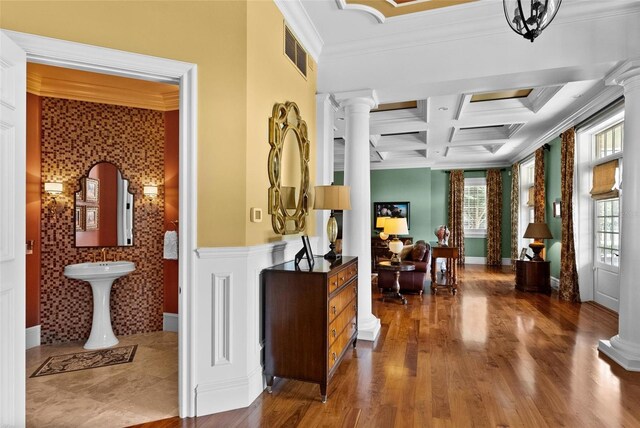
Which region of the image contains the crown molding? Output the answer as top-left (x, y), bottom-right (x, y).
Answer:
top-left (27, 72), bottom-right (179, 111)
top-left (335, 0), bottom-right (386, 23)
top-left (274, 0), bottom-right (324, 62)
top-left (509, 83), bottom-right (623, 164)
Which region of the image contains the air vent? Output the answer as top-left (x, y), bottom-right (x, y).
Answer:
top-left (284, 25), bottom-right (307, 77)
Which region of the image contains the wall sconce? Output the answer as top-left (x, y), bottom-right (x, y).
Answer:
top-left (44, 182), bottom-right (63, 219)
top-left (143, 185), bottom-right (158, 198)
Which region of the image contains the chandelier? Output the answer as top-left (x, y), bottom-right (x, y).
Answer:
top-left (503, 0), bottom-right (562, 42)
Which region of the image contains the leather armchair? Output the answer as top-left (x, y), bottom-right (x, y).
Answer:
top-left (378, 240), bottom-right (431, 295)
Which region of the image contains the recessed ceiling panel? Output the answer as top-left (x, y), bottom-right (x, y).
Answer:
top-left (372, 101), bottom-right (418, 112)
top-left (343, 0), bottom-right (477, 19)
top-left (470, 89), bottom-right (533, 103)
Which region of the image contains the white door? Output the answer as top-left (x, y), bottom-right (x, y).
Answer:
top-left (594, 197), bottom-right (621, 312)
top-left (0, 30), bottom-right (27, 427)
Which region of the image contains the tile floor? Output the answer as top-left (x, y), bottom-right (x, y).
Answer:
top-left (26, 331), bottom-right (178, 428)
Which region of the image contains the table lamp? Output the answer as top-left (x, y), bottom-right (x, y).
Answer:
top-left (383, 217), bottom-right (409, 265)
top-left (376, 216), bottom-right (390, 240)
top-left (523, 222), bottom-right (553, 261)
top-left (313, 185), bottom-right (351, 260)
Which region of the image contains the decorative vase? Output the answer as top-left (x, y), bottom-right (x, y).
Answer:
top-left (434, 225), bottom-right (450, 246)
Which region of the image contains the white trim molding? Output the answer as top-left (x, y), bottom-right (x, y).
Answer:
top-left (3, 30), bottom-right (198, 418)
top-left (551, 276), bottom-right (560, 290)
top-left (462, 257), bottom-right (512, 266)
top-left (194, 237), bottom-right (320, 416)
top-left (25, 325), bottom-right (40, 349)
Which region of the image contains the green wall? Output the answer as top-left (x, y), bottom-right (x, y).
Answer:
top-left (545, 137), bottom-right (562, 278)
top-left (335, 167), bottom-right (512, 260)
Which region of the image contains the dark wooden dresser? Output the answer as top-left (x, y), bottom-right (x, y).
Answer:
top-left (515, 260), bottom-right (551, 293)
top-left (263, 256), bottom-right (358, 403)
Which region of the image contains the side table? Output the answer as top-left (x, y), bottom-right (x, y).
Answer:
top-left (377, 261), bottom-right (415, 305)
top-left (430, 246), bottom-right (459, 295)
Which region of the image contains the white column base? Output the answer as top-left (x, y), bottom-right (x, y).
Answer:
top-left (598, 336), bottom-right (640, 371)
top-left (357, 313), bottom-right (381, 341)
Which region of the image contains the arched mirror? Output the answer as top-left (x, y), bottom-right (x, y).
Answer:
top-left (75, 162), bottom-right (134, 247)
top-left (268, 101), bottom-right (310, 234)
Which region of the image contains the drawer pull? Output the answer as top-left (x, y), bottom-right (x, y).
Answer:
top-left (332, 352), bottom-right (337, 361)
top-left (339, 275), bottom-right (345, 281)
top-left (331, 329), bottom-right (336, 338)
top-left (332, 305), bottom-right (337, 315)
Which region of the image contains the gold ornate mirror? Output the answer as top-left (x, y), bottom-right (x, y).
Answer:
top-left (268, 102), bottom-right (310, 234)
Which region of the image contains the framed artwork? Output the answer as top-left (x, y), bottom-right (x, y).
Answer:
top-left (295, 235), bottom-right (315, 270)
top-left (520, 247), bottom-right (530, 260)
top-left (75, 183), bottom-right (85, 202)
top-left (85, 207), bottom-right (99, 230)
top-left (75, 206), bottom-right (85, 231)
top-left (373, 202), bottom-right (410, 230)
top-left (84, 177), bottom-right (99, 203)
top-left (553, 199), bottom-right (562, 218)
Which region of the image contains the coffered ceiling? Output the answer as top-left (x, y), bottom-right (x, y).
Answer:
top-left (278, 0), bottom-right (640, 170)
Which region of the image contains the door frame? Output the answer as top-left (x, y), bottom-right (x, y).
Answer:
top-left (2, 29), bottom-right (198, 418)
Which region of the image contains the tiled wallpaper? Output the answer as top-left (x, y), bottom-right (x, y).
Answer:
top-left (40, 97), bottom-right (165, 344)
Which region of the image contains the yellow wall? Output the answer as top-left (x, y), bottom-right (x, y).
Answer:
top-left (1, 0), bottom-right (317, 247)
top-left (246, 1), bottom-right (317, 246)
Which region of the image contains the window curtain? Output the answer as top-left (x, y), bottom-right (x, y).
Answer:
top-left (486, 169), bottom-right (502, 266)
top-left (559, 128), bottom-right (580, 302)
top-left (448, 170), bottom-right (465, 265)
top-left (510, 163), bottom-right (519, 268)
top-left (534, 147), bottom-right (545, 222)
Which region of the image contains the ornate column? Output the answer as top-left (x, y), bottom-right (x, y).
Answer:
top-left (315, 94), bottom-right (338, 253)
top-left (334, 89), bottom-right (380, 341)
top-left (599, 60), bottom-right (640, 370)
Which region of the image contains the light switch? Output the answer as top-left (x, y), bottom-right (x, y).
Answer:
top-left (250, 207), bottom-right (263, 223)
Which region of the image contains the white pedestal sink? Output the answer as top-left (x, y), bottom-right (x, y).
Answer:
top-left (64, 261), bottom-right (135, 349)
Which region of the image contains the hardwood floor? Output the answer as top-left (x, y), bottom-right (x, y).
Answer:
top-left (132, 265), bottom-right (640, 428)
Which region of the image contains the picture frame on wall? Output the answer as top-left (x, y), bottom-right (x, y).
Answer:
top-left (84, 177), bottom-right (99, 203)
top-left (373, 201), bottom-right (410, 230)
top-left (75, 183), bottom-right (85, 202)
top-left (75, 206), bottom-right (85, 231)
top-left (553, 199), bottom-right (562, 218)
top-left (85, 207), bottom-right (99, 230)
top-left (520, 247), bottom-right (530, 260)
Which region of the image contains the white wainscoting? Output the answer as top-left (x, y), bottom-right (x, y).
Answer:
top-left (193, 237), bottom-right (318, 416)
top-left (25, 325), bottom-right (40, 349)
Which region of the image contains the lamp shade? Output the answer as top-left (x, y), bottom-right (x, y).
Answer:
top-left (376, 216), bottom-right (390, 228)
top-left (44, 182), bottom-right (63, 194)
top-left (523, 222), bottom-right (553, 239)
top-left (143, 185), bottom-right (158, 197)
top-left (383, 217), bottom-right (408, 235)
top-left (313, 185), bottom-right (351, 211)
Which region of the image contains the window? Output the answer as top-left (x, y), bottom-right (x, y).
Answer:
top-left (519, 159), bottom-right (535, 251)
top-left (464, 177), bottom-right (487, 237)
top-left (595, 198), bottom-right (620, 267)
top-left (591, 119), bottom-right (624, 270)
top-left (595, 121), bottom-right (623, 159)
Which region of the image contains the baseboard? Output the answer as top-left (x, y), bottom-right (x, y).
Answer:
top-left (551, 276), bottom-right (560, 290)
top-left (195, 366), bottom-right (264, 416)
top-left (26, 325), bottom-right (40, 349)
top-left (451, 257), bottom-right (512, 266)
top-left (163, 313), bottom-right (178, 332)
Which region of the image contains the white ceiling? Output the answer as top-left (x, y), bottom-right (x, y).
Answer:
top-left (278, 0), bottom-right (640, 170)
